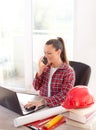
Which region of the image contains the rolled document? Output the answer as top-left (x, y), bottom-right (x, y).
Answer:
top-left (14, 106), bottom-right (66, 127)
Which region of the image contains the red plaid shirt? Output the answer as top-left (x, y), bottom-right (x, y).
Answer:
top-left (33, 63), bottom-right (75, 107)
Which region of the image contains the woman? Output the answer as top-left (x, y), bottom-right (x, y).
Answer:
top-left (25, 37), bottom-right (75, 109)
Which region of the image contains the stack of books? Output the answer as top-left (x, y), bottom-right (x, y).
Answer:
top-left (63, 102), bottom-right (96, 130)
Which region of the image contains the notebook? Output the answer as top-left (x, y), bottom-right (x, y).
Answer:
top-left (0, 86), bottom-right (45, 115)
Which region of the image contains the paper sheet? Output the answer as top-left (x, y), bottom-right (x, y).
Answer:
top-left (14, 106), bottom-right (67, 127)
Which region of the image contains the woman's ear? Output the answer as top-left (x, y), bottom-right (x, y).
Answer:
top-left (57, 49), bottom-right (61, 55)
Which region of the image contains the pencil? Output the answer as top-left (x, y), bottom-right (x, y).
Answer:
top-left (43, 114), bottom-right (64, 129)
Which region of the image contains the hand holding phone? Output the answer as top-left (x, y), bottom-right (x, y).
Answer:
top-left (37, 57), bottom-right (48, 76)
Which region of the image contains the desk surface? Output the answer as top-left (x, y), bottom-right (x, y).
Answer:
top-left (0, 105), bottom-right (86, 130)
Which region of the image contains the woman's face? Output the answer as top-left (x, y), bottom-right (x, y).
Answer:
top-left (44, 44), bottom-right (61, 64)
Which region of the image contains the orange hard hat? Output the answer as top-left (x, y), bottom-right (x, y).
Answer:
top-left (61, 86), bottom-right (95, 109)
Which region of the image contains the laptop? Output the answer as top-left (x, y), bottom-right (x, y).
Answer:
top-left (0, 86), bottom-right (45, 115)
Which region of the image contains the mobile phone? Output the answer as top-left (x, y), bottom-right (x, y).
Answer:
top-left (42, 57), bottom-right (48, 65)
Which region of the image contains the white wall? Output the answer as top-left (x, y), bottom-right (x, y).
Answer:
top-left (74, 0), bottom-right (96, 95)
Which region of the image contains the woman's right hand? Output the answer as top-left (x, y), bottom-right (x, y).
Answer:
top-left (24, 99), bottom-right (45, 110)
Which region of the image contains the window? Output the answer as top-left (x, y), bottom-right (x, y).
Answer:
top-left (32, 0), bottom-right (74, 75)
top-left (0, 0), bottom-right (74, 92)
top-left (0, 0), bottom-right (32, 92)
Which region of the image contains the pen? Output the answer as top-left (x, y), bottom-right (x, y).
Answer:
top-left (28, 125), bottom-right (40, 130)
top-left (43, 114), bottom-right (64, 129)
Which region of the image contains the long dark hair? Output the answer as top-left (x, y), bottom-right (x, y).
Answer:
top-left (45, 37), bottom-right (69, 65)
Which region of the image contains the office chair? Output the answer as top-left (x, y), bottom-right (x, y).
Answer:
top-left (69, 61), bottom-right (91, 86)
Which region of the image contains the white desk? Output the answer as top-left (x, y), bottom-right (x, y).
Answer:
top-left (0, 105), bottom-right (86, 130)
top-left (0, 105), bottom-right (29, 130)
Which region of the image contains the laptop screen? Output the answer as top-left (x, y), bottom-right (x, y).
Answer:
top-left (0, 86), bottom-right (23, 115)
